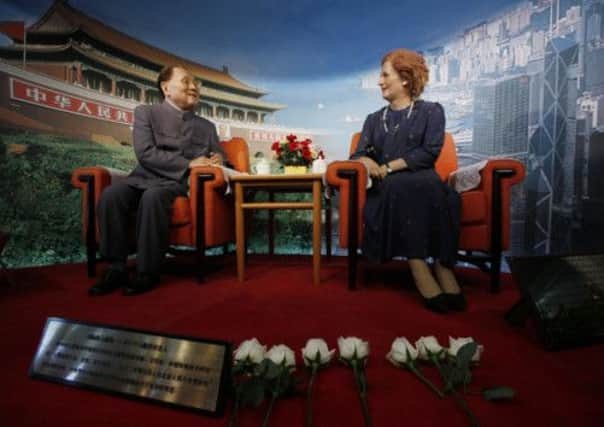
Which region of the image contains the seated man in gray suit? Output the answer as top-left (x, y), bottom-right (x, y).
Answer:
top-left (89, 64), bottom-right (225, 296)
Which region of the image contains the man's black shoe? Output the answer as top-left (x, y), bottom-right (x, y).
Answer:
top-left (122, 273), bottom-right (159, 296)
top-left (88, 268), bottom-right (129, 296)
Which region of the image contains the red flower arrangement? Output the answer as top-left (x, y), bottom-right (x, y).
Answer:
top-left (271, 134), bottom-right (324, 167)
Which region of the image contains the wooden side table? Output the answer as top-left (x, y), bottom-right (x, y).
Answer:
top-left (230, 173), bottom-right (323, 285)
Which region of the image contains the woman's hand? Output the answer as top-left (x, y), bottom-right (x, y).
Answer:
top-left (359, 156), bottom-right (387, 179)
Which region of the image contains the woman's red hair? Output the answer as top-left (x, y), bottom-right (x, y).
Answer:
top-left (382, 49), bottom-right (429, 99)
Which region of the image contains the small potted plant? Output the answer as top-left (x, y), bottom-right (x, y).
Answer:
top-left (271, 134), bottom-right (324, 174)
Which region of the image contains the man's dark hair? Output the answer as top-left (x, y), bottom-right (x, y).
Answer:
top-left (156, 64), bottom-right (187, 99)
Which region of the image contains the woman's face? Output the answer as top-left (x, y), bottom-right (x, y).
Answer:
top-left (378, 60), bottom-right (408, 103)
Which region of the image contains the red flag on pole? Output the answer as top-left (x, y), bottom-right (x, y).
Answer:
top-left (0, 21), bottom-right (25, 41)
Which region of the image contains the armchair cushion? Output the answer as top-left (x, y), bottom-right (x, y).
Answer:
top-left (460, 191), bottom-right (487, 224)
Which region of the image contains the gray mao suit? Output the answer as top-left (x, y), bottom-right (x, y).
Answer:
top-left (97, 100), bottom-right (225, 275)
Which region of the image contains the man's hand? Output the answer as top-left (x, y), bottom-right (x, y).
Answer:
top-left (189, 156), bottom-right (212, 167)
top-left (208, 152), bottom-right (223, 165)
top-left (189, 152), bottom-right (223, 168)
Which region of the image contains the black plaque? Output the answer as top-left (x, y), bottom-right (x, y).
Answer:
top-left (507, 253), bottom-right (604, 350)
top-left (29, 317), bottom-right (231, 415)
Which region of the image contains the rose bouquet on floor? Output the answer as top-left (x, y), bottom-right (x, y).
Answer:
top-left (387, 335), bottom-right (515, 427)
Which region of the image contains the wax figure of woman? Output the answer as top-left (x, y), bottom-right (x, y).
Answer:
top-left (350, 49), bottom-right (465, 313)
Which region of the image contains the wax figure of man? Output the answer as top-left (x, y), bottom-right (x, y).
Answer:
top-left (89, 65), bottom-right (225, 296)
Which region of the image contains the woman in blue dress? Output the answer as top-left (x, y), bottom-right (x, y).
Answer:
top-left (350, 49), bottom-right (464, 313)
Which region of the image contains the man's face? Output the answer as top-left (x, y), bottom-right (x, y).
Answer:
top-left (162, 67), bottom-right (200, 110)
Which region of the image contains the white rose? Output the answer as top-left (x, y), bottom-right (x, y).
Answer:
top-left (415, 336), bottom-right (444, 360)
top-left (234, 338), bottom-right (266, 364)
top-left (337, 336), bottom-right (369, 361)
top-left (302, 338), bottom-right (335, 367)
top-left (266, 344), bottom-right (296, 369)
top-left (386, 337), bottom-right (419, 366)
top-left (448, 336), bottom-right (484, 362)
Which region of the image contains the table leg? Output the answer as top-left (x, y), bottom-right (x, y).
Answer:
top-left (325, 189), bottom-right (332, 260)
top-left (235, 182), bottom-right (245, 282)
top-left (312, 180), bottom-right (321, 285)
top-left (268, 191), bottom-right (275, 255)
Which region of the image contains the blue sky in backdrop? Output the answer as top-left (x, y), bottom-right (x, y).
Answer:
top-left (1, 0), bottom-right (520, 153)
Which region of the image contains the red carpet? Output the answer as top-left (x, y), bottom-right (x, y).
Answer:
top-left (1, 257), bottom-right (603, 427)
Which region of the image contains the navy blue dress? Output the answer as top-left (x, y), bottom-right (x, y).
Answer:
top-left (350, 100), bottom-right (460, 267)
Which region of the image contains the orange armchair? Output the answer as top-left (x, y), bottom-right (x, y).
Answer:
top-left (326, 132), bottom-right (525, 293)
top-left (71, 137), bottom-right (250, 279)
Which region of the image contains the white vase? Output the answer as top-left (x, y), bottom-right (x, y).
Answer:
top-left (311, 158), bottom-right (327, 174)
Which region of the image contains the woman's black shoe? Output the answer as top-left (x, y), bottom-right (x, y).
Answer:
top-left (445, 293), bottom-right (467, 311)
top-left (422, 293), bottom-right (449, 314)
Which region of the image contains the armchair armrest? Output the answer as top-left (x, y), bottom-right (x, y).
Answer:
top-left (188, 165), bottom-right (234, 247)
top-left (71, 165), bottom-right (130, 223)
top-left (476, 159), bottom-right (526, 192)
top-left (325, 160), bottom-right (368, 289)
top-left (71, 167), bottom-right (123, 241)
top-left (71, 166), bottom-right (112, 194)
top-left (189, 166), bottom-right (227, 193)
top-left (71, 166), bottom-right (128, 276)
top-left (475, 159), bottom-right (526, 250)
top-left (325, 160), bottom-right (368, 248)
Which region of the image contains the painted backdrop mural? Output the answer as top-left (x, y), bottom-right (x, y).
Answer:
top-left (0, 0), bottom-right (602, 267)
